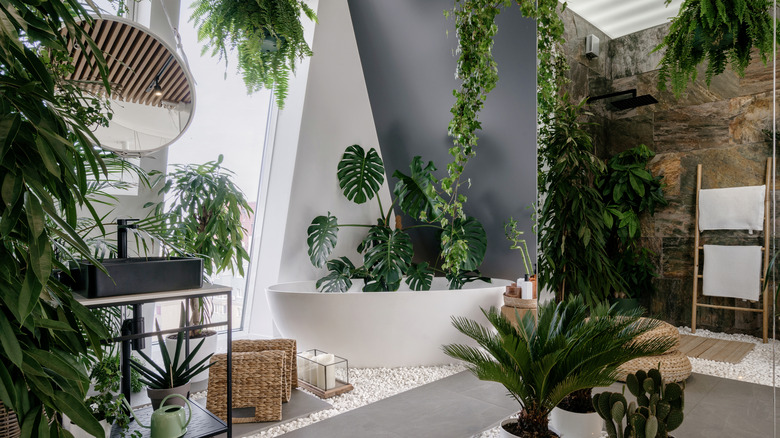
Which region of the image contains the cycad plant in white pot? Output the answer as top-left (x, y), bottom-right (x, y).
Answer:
top-left (443, 297), bottom-right (675, 437)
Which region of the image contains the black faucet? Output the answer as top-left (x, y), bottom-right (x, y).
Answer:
top-left (116, 218), bottom-right (139, 259)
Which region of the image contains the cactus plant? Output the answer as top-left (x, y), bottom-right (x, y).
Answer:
top-left (594, 367), bottom-right (685, 438)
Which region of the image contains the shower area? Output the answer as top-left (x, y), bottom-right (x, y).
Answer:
top-left (559, 7), bottom-right (775, 338)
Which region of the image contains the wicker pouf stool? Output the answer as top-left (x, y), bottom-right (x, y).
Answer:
top-left (617, 350), bottom-right (692, 383)
top-left (207, 351), bottom-right (286, 423)
top-left (0, 401), bottom-right (20, 438)
top-left (630, 318), bottom-right (680, 352)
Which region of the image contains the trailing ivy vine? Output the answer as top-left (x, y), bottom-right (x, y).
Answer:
top-left (191, 0), bottom-right (317, 108)
top-left (654, 0), bottom-right (774, 97)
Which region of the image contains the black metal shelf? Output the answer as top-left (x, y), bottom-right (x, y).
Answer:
top-left (77, 284), bottom-right (233, 437)
top-left (110, 402), bottom-right (226, 438)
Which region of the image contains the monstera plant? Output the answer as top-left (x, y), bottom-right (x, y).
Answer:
top-left (307, 145), bottom-right (488, 292)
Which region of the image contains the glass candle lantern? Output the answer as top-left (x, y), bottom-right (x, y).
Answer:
top-left (296, 349), bottom-right (349, 391)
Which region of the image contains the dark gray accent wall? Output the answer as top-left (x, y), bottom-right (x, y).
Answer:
top-left (348, 0), bottom-right (537, 281)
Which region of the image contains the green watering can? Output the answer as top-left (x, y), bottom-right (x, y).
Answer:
top-left (124, 394), bottom-right (192, 438)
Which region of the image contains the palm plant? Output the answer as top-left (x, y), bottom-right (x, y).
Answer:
top-left (443, 296), bottom-right (675, 437)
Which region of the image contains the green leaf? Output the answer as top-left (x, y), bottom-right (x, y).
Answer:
top-left (393, 157), bottom-right (441, 220)
top-left (316, 257), bottom-right (354, 292)
top-left (405, 262), bottom-right (433, 291)
top-left (337, 145), bottom-right (385, 204)
top-left (362, 226), bottom-right (413, 288)
top-left (18, 270), bottom-right (43, 323)
top-left (0, 114), bottom-right (20, 160)
top-left (0, 313), bottom-right (22, 367)
top-left (1, 172), bottom-right (22, 209)
top-left (444, 217), bottom-right (487, 271)
top-left (24, 192), bottom-right (45, 239)
top-left (52, 392), bottom-right (105, 438)
top-left (306, 214), bottom-right (339, 268)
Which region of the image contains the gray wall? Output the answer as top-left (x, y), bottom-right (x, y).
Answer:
top-left (347, 1), bottom-right (537, 280)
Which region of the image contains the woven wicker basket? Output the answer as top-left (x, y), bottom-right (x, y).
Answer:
top-left (503, 294), bottom-right (537, 309)
top-left (207, 351), bottom-right (286, 423)
top-left (0, 401), bottom-right (20, 438)
top-left (233, 339), bottom-right (297, 401)
top-left (616, 350), bottom-right (692, 383)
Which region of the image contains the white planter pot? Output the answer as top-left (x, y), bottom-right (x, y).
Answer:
top-left (66, 418), bottom-right (111, 438)
top-left (164, 332), bottom-right (217, 383)
top-left (499, 418), bottom-right (560, 438)
top-left (549, 407), bottom-right (603, 437)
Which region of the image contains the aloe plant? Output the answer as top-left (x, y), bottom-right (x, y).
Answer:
top-left (307, 144), bottom-right (488, 292)
top-left (130, 322), bottom-right (214, 389)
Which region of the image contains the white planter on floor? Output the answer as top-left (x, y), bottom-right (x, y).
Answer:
top-left (66, 418), bottom-right (111, 438)
top-left (548, 407), bottom-right (603, 437)
top-left (499, 418), bottom-right (560, 437)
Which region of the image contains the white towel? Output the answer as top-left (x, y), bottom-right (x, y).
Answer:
top-left (699, 185), bottom-right (765, 232)
top-left (702, 245), bottom-right (762, 301)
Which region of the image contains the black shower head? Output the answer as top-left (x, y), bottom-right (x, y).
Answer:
top-left (610, 94), bottom-right (658, 110)
top-left (587, 89), bottom-right (658, 111)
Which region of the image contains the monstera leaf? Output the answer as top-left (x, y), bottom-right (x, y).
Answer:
top-left (442, 217), bottom-right (487, 272)
top-left (337, 144), bottom-right (385, 204)
top-left (405, 262), bottom-right (434, 291)
top-left (446, 270), bottom-right (490, 289)
top-left (393, 156), bottom-right (442, 220)
top-left (361, 226), bottom-right (413, 288)
top-left (307, 213), bottom-right (339, 268)
top-left (316, 257), bottom-right (355, 292)
top-left (363, 278), bottom-right (401, 292)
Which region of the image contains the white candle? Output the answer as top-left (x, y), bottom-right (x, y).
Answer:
top-left (298, 351), bottom-right (315, 384)
top-left (313, 353), bottom-right (336, 390)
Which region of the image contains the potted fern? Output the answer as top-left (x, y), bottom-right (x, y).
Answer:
top-left (443, 297), bottom-right (675, 437)
top-left (191, 0), bottom-right (317, 108)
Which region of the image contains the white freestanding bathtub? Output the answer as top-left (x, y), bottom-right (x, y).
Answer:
top-left (267, 278), bottom-right (510, 368)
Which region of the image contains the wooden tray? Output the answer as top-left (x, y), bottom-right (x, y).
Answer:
top-left (298, 379), bottom-right (354, 399)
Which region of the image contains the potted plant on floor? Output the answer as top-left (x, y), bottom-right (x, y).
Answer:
top-left (595, 367), bottom-right (685, 438)
top-left (130, 323), bottom-right (215, 409)
top-left (148, 155), bottom-right (253, 382)
top-left (306, 144), bottom-right (488, 291)
top-left (191, 0), bottom-right (317, 108)
top-left (443, 296), bottom-right (675, 437)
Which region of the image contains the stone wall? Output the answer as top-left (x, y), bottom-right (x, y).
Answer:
top-left (560, 9), bottom-right (775, 336)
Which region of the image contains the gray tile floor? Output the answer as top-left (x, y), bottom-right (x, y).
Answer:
top-left (277, 372), bottom-right (778, 438)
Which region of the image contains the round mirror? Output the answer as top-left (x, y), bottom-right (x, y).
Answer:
top-left (67, 15), bottom-right (196, 156)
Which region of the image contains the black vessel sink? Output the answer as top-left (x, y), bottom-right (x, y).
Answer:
top-left (69, 257), bottom-right (203, 298)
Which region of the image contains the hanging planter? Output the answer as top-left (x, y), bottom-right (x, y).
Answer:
top-left (191, 0), bottom-right (317, 108)
top-left (654, 0), bottom-right (774, 97)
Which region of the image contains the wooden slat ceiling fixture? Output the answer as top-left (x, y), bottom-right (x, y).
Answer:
top-left (66, 18), bottom-right (192, 107)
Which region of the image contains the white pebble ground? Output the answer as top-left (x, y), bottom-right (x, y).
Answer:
top-left (235, 328), bottom-right (778, 438)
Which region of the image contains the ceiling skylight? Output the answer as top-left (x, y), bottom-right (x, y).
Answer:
top-left (565, 0), bottom-right (684, 39)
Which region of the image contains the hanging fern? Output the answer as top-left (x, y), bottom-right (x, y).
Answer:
top-left (191, 0), bottom-right (317, 108)
top-left (654, 0), bottom-right (774, 97)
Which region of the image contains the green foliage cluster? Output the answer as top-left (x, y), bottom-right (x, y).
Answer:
top-left (595, 368), bottom-right (685, 438)
top-left (654, 0), bottom-right (774, 97)
top-left (306, 145), bottom-right (488, 292)
top-left (443, 296), bottom-right (676, 436)
top-left (191, 0), bottom-right (317, 108)
top-left (440, 0), bottom-right (510, 272)
top-left (598, 145), bottom-right (668, 299)
top-left (0, 2), bottom-right (125, 436)
top-left (130, 323), bottom-right (214, 390)
top-left (538, 99), bottom-right (623, 307)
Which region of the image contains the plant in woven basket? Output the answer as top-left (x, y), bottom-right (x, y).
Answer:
top-left (130, 322), bottom-right (215, 390)
top-left (653, 0), bottom-right (774, 98)
top-left (594, 367), bottom-right (685, 438)
top-left (306, 144), bottom-right (488, 292)
top-left (191, 0), bottom-right (317, 108)
top-left (442, 296), bottom-right (676, 437)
